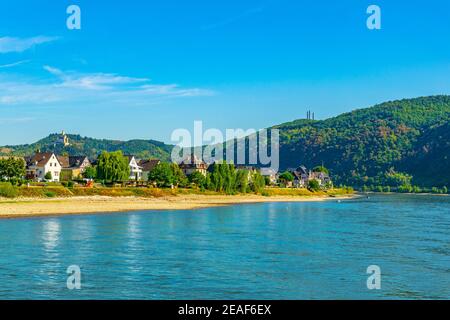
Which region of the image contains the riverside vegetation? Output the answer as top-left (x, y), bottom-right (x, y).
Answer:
top-left (0, 151), bottom-right (353, 199)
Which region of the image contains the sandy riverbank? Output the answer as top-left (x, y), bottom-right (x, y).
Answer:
top-left (0, 194), bottom-right (356, 219)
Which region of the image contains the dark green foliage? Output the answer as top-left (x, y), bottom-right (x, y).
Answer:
top-left (307, 179), bottom-right (321, 192)
top-left (83, 166), bottom-right (97, 179)
top-left (148, 163), bottom-right (174, 187)
top-left (209, 162), bottom-right (237, 194)
top-left (207, 163), bottom-right (265, 194)
top-left (171, 163), bottom-right (188, 187)
top-left (188, 171), bottom-right (207, 188)
top-left (250, 171), bottom-right (266, 193)
top-left (148, 163), bottom-right (187, 188)
top-left (235, 169), bottom-right (249, 193)
top-left (279, 171), bottom-right (294, 183)
top-left (312, 166), bottom-right (329, 174)
top-left (96, 151), bottom-right (130, 183)
top-left (44, 172), bottom-right (52, 181)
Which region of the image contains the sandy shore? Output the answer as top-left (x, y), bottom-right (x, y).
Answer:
top-left (0, 194), bottom-right (356, 219)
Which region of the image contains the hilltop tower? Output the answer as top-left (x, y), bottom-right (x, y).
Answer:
top-left (57, 131), bottom-right (70, 147)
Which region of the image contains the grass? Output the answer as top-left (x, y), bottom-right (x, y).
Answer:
top-left (0, 182), bottom-right (19, 198)
top-left (0, 184), bottom-right (354, 200)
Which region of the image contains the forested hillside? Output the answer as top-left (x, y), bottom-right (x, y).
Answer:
top-left (275, 95), bottom-right (450, 187)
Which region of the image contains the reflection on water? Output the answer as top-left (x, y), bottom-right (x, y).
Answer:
top-left (42, 219), bottom-right (60, 252)
top-left (0, 194), bottom-right (449, 300)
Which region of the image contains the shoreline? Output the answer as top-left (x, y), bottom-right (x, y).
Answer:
top-left (0, 194), bottom-right (357, 219)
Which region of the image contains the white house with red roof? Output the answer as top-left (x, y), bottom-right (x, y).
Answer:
top-left (26, 152), bottom-right (62, 182)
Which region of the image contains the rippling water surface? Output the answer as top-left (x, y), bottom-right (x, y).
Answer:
top-left (0, 194), bottom-right (449, 299)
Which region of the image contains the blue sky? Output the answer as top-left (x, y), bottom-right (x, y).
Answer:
top-left (0, 0), bottom-right (450, 145)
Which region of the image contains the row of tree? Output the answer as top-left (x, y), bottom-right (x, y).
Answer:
top-left (94, 151), bottom-right (266, 194)
top-left (147, 162), bottom-right (266, 194)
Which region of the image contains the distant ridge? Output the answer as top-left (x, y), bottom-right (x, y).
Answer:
top-left (0, 133), bottom-right (173, 161)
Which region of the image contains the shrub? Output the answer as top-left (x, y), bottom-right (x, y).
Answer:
top-left (0, 182), bottom-right (18, 198)
top-left (307, 179), bottom-right (321, 192)
top-left (44, 191), bottom-right (56, 198)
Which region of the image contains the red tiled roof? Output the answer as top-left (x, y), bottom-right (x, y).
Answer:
top-left (28, 153), bottom-right (57, 167)
top-left (138, 159), bottom-right (160, 172)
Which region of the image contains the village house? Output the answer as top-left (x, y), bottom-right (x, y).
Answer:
top-left (309, 171), bottom-right (332, 187)
top-left (290, 165), bottom-right (309, 188)
top-left (26, 152), bottom-right (62, 182)
top-left (287, 165), bottom-right (332, 188)
top-left (179, 154), bottom-right (208, 176)
top-left (126, 155), bottom-right (143, 181)
top-left (138, 159), bottom-right (160, 181)
top-left (261, 168), bottom-right (278, 185)
top-left (57, 155), bottom-right (91, 181)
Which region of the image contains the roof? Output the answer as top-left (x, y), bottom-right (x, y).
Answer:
top-left (28, 152), bottom-right (57, 167)
top-left (180, 154), bottom-right (206, 165)
top-left (57, 156), bottom-right (70, 168)
top-left (138, 159), bottom-right (160, 172)
top-left (55, 155), bottom-right (90, 169)
top-left (296, 165), bottom-right (308, 175)
top-left (124, 155), bottom-right (137, 164)
top-left (235, 165), bottom-right (259, 171)
top-left (69, 156), bottom-right (89, 168)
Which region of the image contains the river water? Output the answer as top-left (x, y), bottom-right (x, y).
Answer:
top-left (0, 194), bottom-right (448, 299)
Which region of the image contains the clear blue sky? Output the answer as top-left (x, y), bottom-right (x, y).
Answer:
top-left (1, 0), bottom-right (450, 145)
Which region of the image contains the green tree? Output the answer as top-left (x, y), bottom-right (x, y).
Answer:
top-left (83, 166), bottom-right (97, 179)
top-left (308, 179), bottom-right (321, 192)
top-left (188, 171), bottom-right (207, 188)
top-left (235, 170), bottom-right (249, 193)
top-left (96, 151), bottom-right (130, 183)
top-left (44, 172), bottom-right (52, 181)
top-left (385, 171), bottom-right (412, 188)
top-left (148, 163), bottom-right (174, 187)
top-left (250, 171), bottom-right (266, 193)
top-left (0, 158), bottom-right (26, 183)
top-left (279, 171), bottom-right (294, 184)
top-left (171, 163), bottom-right (188, 187)
top-left (312, 166), bottom-right (329, 174)
top-left (208, 162), bottom-right (249, 194)
top-left (148, 163), bottom-right (187, 188)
